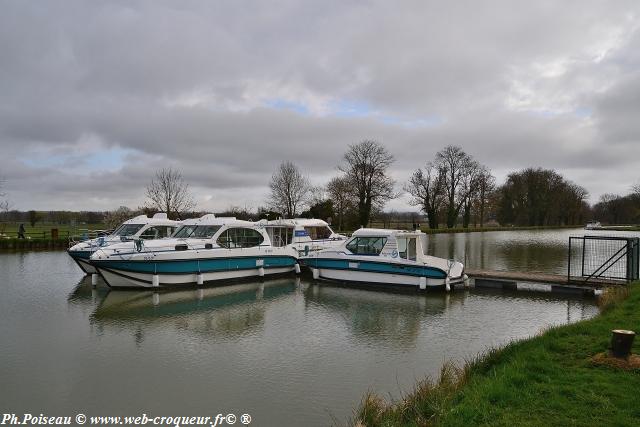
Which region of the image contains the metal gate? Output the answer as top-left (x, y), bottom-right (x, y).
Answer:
top-left (568, 236), bottom-right (640, 283)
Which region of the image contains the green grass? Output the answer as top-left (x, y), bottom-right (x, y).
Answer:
top-left (0, 222), bottom-right (107, 238)
top-left (353, 284), bottom-right (640, 427)
top-left (599, 226), bottom-right (640, 232)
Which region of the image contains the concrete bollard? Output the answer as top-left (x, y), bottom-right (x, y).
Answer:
top-left (611, 329), bottom-right (635, 359)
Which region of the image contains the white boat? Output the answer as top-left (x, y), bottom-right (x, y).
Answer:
top-left (300, 228), bottom-right (466, 291)
top-left (585, 221), bottom-right (602, 230)
top-left (67, 213), bottom-right (179, 274)
top-left (90, 216), bottom-right (299, 288)
top-left (263, 218), bottom-right (347, 255)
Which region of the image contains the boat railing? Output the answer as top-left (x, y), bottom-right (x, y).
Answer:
top-left (68, 229), bottom-right (112, 246)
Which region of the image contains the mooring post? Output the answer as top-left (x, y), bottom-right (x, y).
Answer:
top-left (610, 329), bottom-right (635, 359)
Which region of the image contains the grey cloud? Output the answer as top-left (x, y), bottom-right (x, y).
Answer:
top-left (1, 1), bottom-right (639, 210)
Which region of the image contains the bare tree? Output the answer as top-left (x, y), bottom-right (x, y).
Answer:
top-left (326, 176), bottom-right (353, 231)
top-left (404, 162), bottom-right (445, 229)
top-left (436, 145), bottom-right (473, 228)
top-left (0, 177), bottom-right (8, 214)
top-left (0, 178), bottom-right (9, 234)
top-left (145, 168), bottom-right (196, 219)
top-left (268, 161), bottom-right (310, 218)
top-left (339, 140), bottom-right (396, 227)
top-left (475, 166), bottom-right (496, 227)
top-left (460, 160), bottom-right (481, 228)
top-left (307, 185), bottom-right (327, 207)
top-left (632, 181), bottom-right (640, 196)
top-left (105, 206), bottom-right (134, 230)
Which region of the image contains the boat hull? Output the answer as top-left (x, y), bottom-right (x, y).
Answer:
top-left (301, 257), bottom-right (464, 289)
top-left (93, 255), bottom-right (298, 288)
top-left (68, 250), bottom-right (96, 274)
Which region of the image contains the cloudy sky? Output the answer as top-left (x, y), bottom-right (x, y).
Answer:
top-left (1, 1), bottom-right (639, 212)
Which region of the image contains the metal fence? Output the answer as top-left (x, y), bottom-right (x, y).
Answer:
top-left (568, 236), bottom-right (640, 283)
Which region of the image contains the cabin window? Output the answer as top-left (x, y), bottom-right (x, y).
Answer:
top-left (304, 226), bottom-right (333, 240)
top-left (217, 227), bottom-right (264, 248)
top-left (172, 225), bottom-right (220, 238)
top-left (346, 237), bottom-right (387, 255)
top-left (191, 225), bottom-right (221, 238)
top-left (397, 237), bottom-right (417, 261)
top-left (113, 224), bottom-right (144, 237)
top-left (139, 226), bottom-right (175, 240)
top-left (173, 225), bottom-right (195, 238)
top-left (266, 226), bottom-right (293, 247)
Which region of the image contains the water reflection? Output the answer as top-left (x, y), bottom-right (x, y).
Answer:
top-left (0, 249), bottom-right (604, 427)
top-left (67, 276), bottom-right (110, 308)
top-left (303, 284), bottom-right (448, 347)
top-left (424, 228), bottom-right (633, 273)
top-left (89, 279), bottom-right (297, 339)
top-left (494, 241), bottom-right (567, 272)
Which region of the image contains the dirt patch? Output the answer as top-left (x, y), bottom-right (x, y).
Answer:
top-left (591, 352), bottom-right (640, 370)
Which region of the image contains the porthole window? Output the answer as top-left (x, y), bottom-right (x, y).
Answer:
top-left (217, 228), bottom-right (264, 248)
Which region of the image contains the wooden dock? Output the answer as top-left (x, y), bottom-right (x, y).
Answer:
top-left (465, 268), bottom-right (627, 295)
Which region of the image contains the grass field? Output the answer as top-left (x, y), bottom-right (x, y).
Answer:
top-left (0, 223), bottom-right (108, 239)
top-left (354, 284), bottom-right (640, 426)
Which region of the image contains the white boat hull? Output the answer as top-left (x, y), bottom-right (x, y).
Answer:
top-left (316, 268), bottom-right (450, 288)
top-left (97, 265), bottom-right (295, 288)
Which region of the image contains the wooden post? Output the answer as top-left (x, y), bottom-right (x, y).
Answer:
top-left (610, 329), bottom-right (635, 358)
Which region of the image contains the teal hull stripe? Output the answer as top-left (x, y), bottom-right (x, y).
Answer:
top-left (68, 250), bottom-right (93, 260)
top-left (92, 256), bottom-right (296, 275)
top-left (301, 258), bottom-right (447, 279)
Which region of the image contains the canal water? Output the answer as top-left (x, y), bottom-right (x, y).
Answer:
top-left (0, 242), bottom-right (600, 426)
top-left (428, 227), bottom-right (640, 273)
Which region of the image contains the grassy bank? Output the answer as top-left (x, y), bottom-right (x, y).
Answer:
top-left (355, 284), bottom-right (640, 426)
top-left (0, 238), bottom-right (70, 250)
top-left (0, 222), bottom-right (107, 239)
top-left (421, 225), bottom-right (582, 235)
top-left (599, 226), bottom-right (640, 232)
top-left (337, 225), bottom-right (583, 236)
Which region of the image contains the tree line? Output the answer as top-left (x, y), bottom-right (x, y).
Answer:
top-left (1, 142), bottom-right (638, 230)
top-left (266, 141), bottom-right (640, 229)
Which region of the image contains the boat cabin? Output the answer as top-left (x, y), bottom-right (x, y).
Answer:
top-left (263, 218), bottom-right (344, 247)
top-left (343, 228), bottom-right (428, 262)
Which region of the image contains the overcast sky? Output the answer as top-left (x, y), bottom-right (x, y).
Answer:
top-left (1, 1), bottom-right (639, 212)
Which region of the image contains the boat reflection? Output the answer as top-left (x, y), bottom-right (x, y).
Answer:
top-left (302, 283), bottom-right (450, 347)
top-left (67, 275), bottom-right (110, 309)
top-left (89, 278), bottom-right (298, 339)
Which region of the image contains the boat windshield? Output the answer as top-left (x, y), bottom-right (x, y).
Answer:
top-left (304, 226), bottom-right (333, 240)
top-left (346, 237), bottom-right (387, 255)
top-left (173, 225), bottom-right (221, 238)
top-left (112, 224), bottom-right (145, 237)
